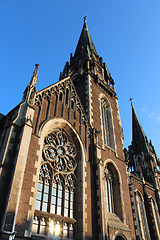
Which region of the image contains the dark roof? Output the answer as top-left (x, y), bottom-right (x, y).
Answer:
top-left (74, 21), bottom-right (97, 58)
top-left (132, 103), bottom-right (150, 155)
top-left (0, 113), bottom-right (5, 120)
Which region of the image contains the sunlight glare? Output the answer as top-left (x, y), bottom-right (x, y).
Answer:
top-left (49, 220), bottom-right (54, 234)
top-left (55, 222), bottom-right (60, 236)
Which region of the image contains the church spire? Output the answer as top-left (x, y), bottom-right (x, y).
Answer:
top-left (131, 103), bottom-right (150, 155)
top-left (74, 18), bottom-right (97, 59)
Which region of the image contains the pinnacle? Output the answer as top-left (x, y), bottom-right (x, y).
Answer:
top-left (74, 20), bottom-right (97, 58)
top-left (132, 104), bottom-right (149, 154)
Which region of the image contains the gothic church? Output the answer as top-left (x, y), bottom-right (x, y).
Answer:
top-left (0, 20), bottom-right (160, 240)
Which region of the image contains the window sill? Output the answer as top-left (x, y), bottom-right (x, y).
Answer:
top-left (34, 210), bottom-right (77, 224)
top-left (31, 234), bottom-right (61, 240)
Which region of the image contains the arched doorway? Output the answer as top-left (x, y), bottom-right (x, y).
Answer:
top-left (115, 236), bottom-right (126, 240)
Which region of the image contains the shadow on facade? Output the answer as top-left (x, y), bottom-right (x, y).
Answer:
top-left (2, 215), bottom-right (94, 240)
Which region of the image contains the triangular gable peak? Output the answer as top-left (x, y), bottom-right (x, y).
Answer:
top-left (34, 76), bottom-right (92, 136)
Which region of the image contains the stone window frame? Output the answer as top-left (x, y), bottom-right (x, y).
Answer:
top-left (103, 161), bottom-right (125, 222)
top-left (30, 118), bottom-right (86, 240)
top-left (113, 232), bottom-right (128, 240)
top-left (104, 165), bottom-right (114, 213)
top-left (33, 128), bottom-right (77, 239)
top-left (134, 190), bottom-right (150, 240)
top-left (149, 196), bottom-right (160, 238)
top-left (100, 96), bottom-right (115, 151)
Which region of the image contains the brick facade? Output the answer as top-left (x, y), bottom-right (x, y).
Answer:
top-left (0, 21), bottom-right (159, 240)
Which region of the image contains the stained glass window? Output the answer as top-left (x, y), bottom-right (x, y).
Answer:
top-left (33, 129), bottom-right (77, 239)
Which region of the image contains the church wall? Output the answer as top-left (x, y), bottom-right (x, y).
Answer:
top-left (89, 78), bottom-right (124, 159)
top-left (86, 76), bottom-right (136, 239)
top-left (1, 20), bottom-right (159, 240)
top-left (40, 99), bottom-right (48, 124)
top-left (131, 175), bottom-right (157, 200)
top-left (15, 134), bottom-right (40, 236)
top-left (0, 102), bottom-right (35, 238)
top-left (130, 174), bottom-right (160, 239)
top-left (49, 94), bottom-right (57, 119)
top-left (73, 77), bottom-right (87, 111)
top-left (11, 80), bottom-right (94, 239)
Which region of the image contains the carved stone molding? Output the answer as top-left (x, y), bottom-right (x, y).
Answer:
top-left (34, 78), bottom-right (93, 136)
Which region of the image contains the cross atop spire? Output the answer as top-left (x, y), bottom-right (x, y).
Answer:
top-left (129, 97), bottom-right (133, 105)
top-left (83, 15), bottom-right (87, 23)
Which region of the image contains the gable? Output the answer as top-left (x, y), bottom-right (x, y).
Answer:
top-left (33, 77), bottom-right (92, 137)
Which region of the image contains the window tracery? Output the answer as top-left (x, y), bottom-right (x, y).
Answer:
top-left (135, 191), bottom-right (150, 240)
top-left (101, 98), bottom-right (115, 150)
top-left (33, 129), bottom-right (77, 239)
top-left (150, 197), bottom-right (160, 237)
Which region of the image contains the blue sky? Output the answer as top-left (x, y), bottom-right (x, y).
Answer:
top-left (1, 0), bottom-right (160, 157)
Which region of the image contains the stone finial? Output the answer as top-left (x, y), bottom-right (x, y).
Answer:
top-left (83, 15), bottom-right (87, 23)
top-left (22, 64), bottom-right (40, 104)
top-left (30, 64), bottom-right (40, 88)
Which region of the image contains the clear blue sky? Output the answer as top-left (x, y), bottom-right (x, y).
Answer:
top-left (1, 0), bottom-right (160, 157)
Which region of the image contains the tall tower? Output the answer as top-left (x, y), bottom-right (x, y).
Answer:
top-left (59, 18), bottom-right (135, 240)
top-left (127, 103), bottom-right (160, 240)
top-left (0, 20), bottom-right (137, 240)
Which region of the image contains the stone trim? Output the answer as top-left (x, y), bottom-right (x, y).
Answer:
top-left (34, 77), bottom-right (92, 137)
top-left (28, 118), bottom-right (86, 240)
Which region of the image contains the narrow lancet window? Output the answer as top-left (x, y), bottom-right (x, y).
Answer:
top-left (150, 197), bottom-right (160, 237)
top-left (102, 105), bottom-right (108, 145)
top-left (104, 166), bottom-right (114, 213)
top-left (135, 191), bottom-right (150, 240)
top-left (101, 98), bottom-right (115, 150)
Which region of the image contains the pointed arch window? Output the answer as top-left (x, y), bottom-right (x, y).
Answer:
top-left (33, 129), bottom-right (77, 239)
top-left (135, 191), bottom-right (150, 240)
top-left (101, 98), bottom-right (115, 150)
top-left (149, 197), bottom-right (160, 237)
top-left (104, 163), bottom-right (124, 221)
top-left (104, 166), bottom-right (114, 213)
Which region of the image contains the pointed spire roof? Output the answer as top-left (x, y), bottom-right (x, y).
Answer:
top-left (74, 18), bottom-right (97, 58)
top-left (131, 103), bottom-right (150, 155)
top-left (30, 64), bottom-right (40, 88)
top-left (22, 64), bottom-right (40, 104)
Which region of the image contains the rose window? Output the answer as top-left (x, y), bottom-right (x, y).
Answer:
top-left (43, 129), bottom-right (77, 173)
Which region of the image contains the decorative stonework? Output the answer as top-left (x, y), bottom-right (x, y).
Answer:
top-left (32, 128), bottom-right (78, 238)
top-left (43, 129), bottom-right (77, 174)
top-left (34, 77), bottom-right (92, 137)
